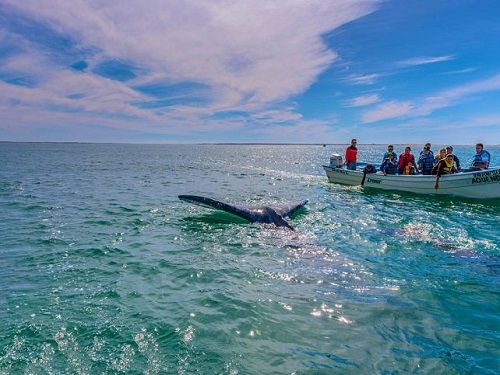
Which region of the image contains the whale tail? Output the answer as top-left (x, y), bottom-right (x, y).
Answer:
top-left (178, 195), bottom-right (307, 229)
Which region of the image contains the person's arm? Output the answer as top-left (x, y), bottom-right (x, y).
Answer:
top-left (397, 154), bottom-right (403, 169)
top-left (483, 152), bottom-right (490, 168)
top-left (455, 156), bottom-right (460, 170)
top-left (434, 161), bottom-right (443, 189)
top-left (435, 174), bottom-right (441, 189)
top-left (411, 155), bottom-right (419, 173)
top-left (417, 155), bottom-right (424, 170)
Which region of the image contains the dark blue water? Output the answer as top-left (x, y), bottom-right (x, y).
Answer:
top-left (1, 143), bottom-right (499, 374)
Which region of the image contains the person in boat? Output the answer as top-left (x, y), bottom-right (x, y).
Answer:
top-left (445, 146), bottom-right (461, 171)
top-left (420, 143), bottom-right (434, 157)
top-left (470, 143), bottom-right (490, 170)
top-left (404, 160), bottom-right (417, 175)
top-left (362, 164), bottom-right (377, 174)
top-left (380, 145), bottom-right (397, 175)
top-left (345, 139), bottom-right (358, 170)
top-left (434, 153), bottom-right (459, 190)
top-left (397, 146), bottom-right (416, 175)
top-left (433, 148), bottom-right (447, 166)
top-left (417, 144), bottom-right (434, 175)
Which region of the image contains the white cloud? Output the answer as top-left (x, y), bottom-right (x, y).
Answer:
top-left (4, 0), bottom-right (378, 109)
top-left (248, 118), bottom-right (344, 144)
top-left (397, 55), bottom-right (454, 66)
top-left (346, 73), bottom-right (381, 85)
top-left (439, 67), bottom-right (477, 75)
top-left (361, 74), bottom-right (500, 123)
top-left (416, 74), bottom-right (500, 115)
top-left (347, 93), bottom-right (380, 107)
top-left (362, 100), bottom-right (413, 122)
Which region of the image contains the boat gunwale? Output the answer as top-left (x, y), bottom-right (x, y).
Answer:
top-left (322, 165), bottom-right (500, 182)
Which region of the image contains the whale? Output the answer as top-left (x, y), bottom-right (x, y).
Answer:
top-left (178, 195), bottom-right (308, 230)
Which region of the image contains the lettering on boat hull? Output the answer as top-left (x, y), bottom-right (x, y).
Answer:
top-left (471, 170), bottom-right (500, 184)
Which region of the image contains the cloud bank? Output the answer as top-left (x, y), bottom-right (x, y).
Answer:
top-left (362, 74), bottom-right (500, 123)
top-left (0, 0), bottom-right (378, 141)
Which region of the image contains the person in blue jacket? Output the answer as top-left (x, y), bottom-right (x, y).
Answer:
top-left (470, 143), bottom-right (490, 170)
top-left (417, 144), bottom-right (434, 175)
top-left (420, 142), bottom-right (434, 158)
top-left (380, 145), bottom-right (397, 175)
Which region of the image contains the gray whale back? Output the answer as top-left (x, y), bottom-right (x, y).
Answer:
top-left (178, 195), bottom-right (307, 230)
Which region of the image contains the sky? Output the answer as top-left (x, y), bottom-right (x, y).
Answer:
top-left (1, 0), bottom-right (500, 144)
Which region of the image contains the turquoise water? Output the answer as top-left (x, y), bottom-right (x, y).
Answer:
top-left (1, 143), bottom-right (499, 374)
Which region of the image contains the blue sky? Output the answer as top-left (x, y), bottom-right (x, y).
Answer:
top-left (1, 0), bottom-right (499, 144)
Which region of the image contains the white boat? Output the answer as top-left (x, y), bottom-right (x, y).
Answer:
top-left (323, 155), bottom-right (500, 199)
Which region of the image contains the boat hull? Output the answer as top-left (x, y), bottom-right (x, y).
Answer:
top-left (323, 165), bottom-right (500, 199)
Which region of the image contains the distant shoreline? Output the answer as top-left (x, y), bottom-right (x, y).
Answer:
top-left (1, 141), bottom-right (497, 146)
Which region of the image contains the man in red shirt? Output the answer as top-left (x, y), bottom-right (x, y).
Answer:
top-left (397, 146), bottom-right (416, 175)
top-left (345, 139), bottom-right (358, 170)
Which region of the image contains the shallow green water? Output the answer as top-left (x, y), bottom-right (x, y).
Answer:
top-left (0, 143), bottom-right (499, 374)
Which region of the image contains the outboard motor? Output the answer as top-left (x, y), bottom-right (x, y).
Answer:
top-left (330, 154), bottom-right (343, 168)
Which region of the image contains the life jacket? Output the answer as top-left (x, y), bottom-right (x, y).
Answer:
top-left (418, 152), bottom-right (434, 174)
top-left (472, 150), bottom-right (491, 167)
top-left (441, 158), bottom-right (454, 174)
top-left (381, 152), bottom-right (397, 174)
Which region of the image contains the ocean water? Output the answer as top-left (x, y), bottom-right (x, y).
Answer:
top-left (0, 142), bottom-right (499, 374)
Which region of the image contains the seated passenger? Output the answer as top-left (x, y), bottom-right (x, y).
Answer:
top-left (434, 154), bottom-right (459, 190)
top-left (397, 146), bottom-right (416, 175)
top-left (380, 145), bottom-right (397, 175)
top-left (420, 142), bottom-right (434, 157)
top-left (418, 144), bottom-right (434, 175)
top-left (363, 164), bottom-right (377, 174)
top-left (445, 146), bottom-right (460, 171)
top-left (434, 148), bottom-right (447, 166)
top-left (404, 160), bottom-right (417, 175)
top-left (470, 143), bottom-right (490, 170)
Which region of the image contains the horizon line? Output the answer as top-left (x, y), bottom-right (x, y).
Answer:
top-left (1, 141), bottom-right (498, 147)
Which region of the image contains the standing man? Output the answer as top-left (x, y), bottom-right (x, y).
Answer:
top-left (471, 143), bottom-right (490, 170)
top-left (345, 138), bottom-right (358, 170)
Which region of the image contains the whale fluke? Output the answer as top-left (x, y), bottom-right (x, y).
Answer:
top-left (178, 195), bottom-right (307, 230)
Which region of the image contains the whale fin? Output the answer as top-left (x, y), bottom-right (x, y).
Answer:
top-left (178, 195), bottom-right (307, 228)
top-left (178, 195), bottom-right (255, 222)
top-left (273, 200), bottom-right (308, 218)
